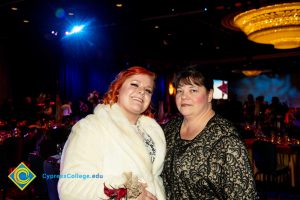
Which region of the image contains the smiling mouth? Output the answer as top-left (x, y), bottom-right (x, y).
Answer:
top-left (131, 97), bottom-right (143, 103)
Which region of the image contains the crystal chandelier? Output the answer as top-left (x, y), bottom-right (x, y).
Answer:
top-left (234, 2), bottom-right (300, 49)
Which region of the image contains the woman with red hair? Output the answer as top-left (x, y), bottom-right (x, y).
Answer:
top-left (58, 66), bottom-right (166, 200)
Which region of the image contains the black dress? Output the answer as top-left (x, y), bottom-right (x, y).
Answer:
top-left (162, 114), bottom-right (258, 200)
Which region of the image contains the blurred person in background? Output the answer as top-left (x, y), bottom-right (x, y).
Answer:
top-left (243, 94), bottom-right (255, 124)
top-left (61, 100), bottom-right (72, 124)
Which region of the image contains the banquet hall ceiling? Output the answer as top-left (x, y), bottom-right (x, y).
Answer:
top-left (0, 0), bottom-right (299, 76)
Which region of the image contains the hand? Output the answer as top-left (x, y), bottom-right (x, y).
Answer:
top-left (136, 183), bottom-right (157, 200)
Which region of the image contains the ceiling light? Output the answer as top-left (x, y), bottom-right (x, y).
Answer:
top-left (11, 7), bottom-right (18, 11)
top-left (241, 70), bottom-right (264, 77)
top-left (232, 69), bottom-right (271, 77)
top-left (234, 2), bottom-right (300, 49)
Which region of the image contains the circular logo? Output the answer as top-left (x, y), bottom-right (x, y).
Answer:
top-left (13, 167), bottom-right (30, 185)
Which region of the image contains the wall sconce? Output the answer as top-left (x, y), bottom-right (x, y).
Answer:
top-left (168, 83), bottom-right (175, 95)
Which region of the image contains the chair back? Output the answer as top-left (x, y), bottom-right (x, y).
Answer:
top-left (3, 137), bottom-right (23, 168)
top-left (252, 140), bottom-right (277, 173)
top-left (48, 126), bottom-right (69, 145)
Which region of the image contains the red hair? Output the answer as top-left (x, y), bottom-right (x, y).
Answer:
top-left (101, 66), bottom-right (156, 117)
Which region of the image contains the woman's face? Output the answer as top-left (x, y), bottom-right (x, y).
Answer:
top-left (117, 74), bottom-right (154, 122)
top-left (175, 80), bottom-right (213, 118)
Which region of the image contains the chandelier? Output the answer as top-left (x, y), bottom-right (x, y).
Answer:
top-left (232, 69), bottom-right (271, 77)
top-left (233, 2), bottom-right (300, 49)
top-left (241, 70), bottom-right (264, 77)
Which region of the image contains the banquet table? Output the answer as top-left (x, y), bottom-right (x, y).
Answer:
top-left (244, 138), bottom-right (300, 189)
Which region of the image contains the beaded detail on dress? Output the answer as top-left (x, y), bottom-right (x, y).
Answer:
top-left (136, 120), bottom-right (156, 163)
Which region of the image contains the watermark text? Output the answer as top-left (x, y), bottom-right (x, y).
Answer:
top-left (42, 173), bottom-right (103, 180)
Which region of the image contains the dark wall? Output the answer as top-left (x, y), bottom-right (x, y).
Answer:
top-left (0, 45), bottom-right (11, 106)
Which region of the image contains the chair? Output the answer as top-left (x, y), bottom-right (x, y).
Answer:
top-left (252, 140), bottom-right (290, 193)
top-left (43, 160), bottom-right (60, 200)
top-left (28, 153), bottom-right (49, 200)
top-left (48, 126), bottom-right (69, 145)
top-left (291, 145), bottom-right (300, 190)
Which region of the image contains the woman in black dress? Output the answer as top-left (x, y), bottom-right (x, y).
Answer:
top-left (162, 67), bottom-right (258, 199)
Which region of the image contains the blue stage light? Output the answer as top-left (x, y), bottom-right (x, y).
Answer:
top-left (65, 25), bottom-right (85, 36)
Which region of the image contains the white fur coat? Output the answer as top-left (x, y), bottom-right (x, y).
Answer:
top-left (58, 104), bottom-right (166, 200)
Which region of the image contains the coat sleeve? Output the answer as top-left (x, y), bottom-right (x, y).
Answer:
top-left (58, 116), bottom-right (107, 200)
